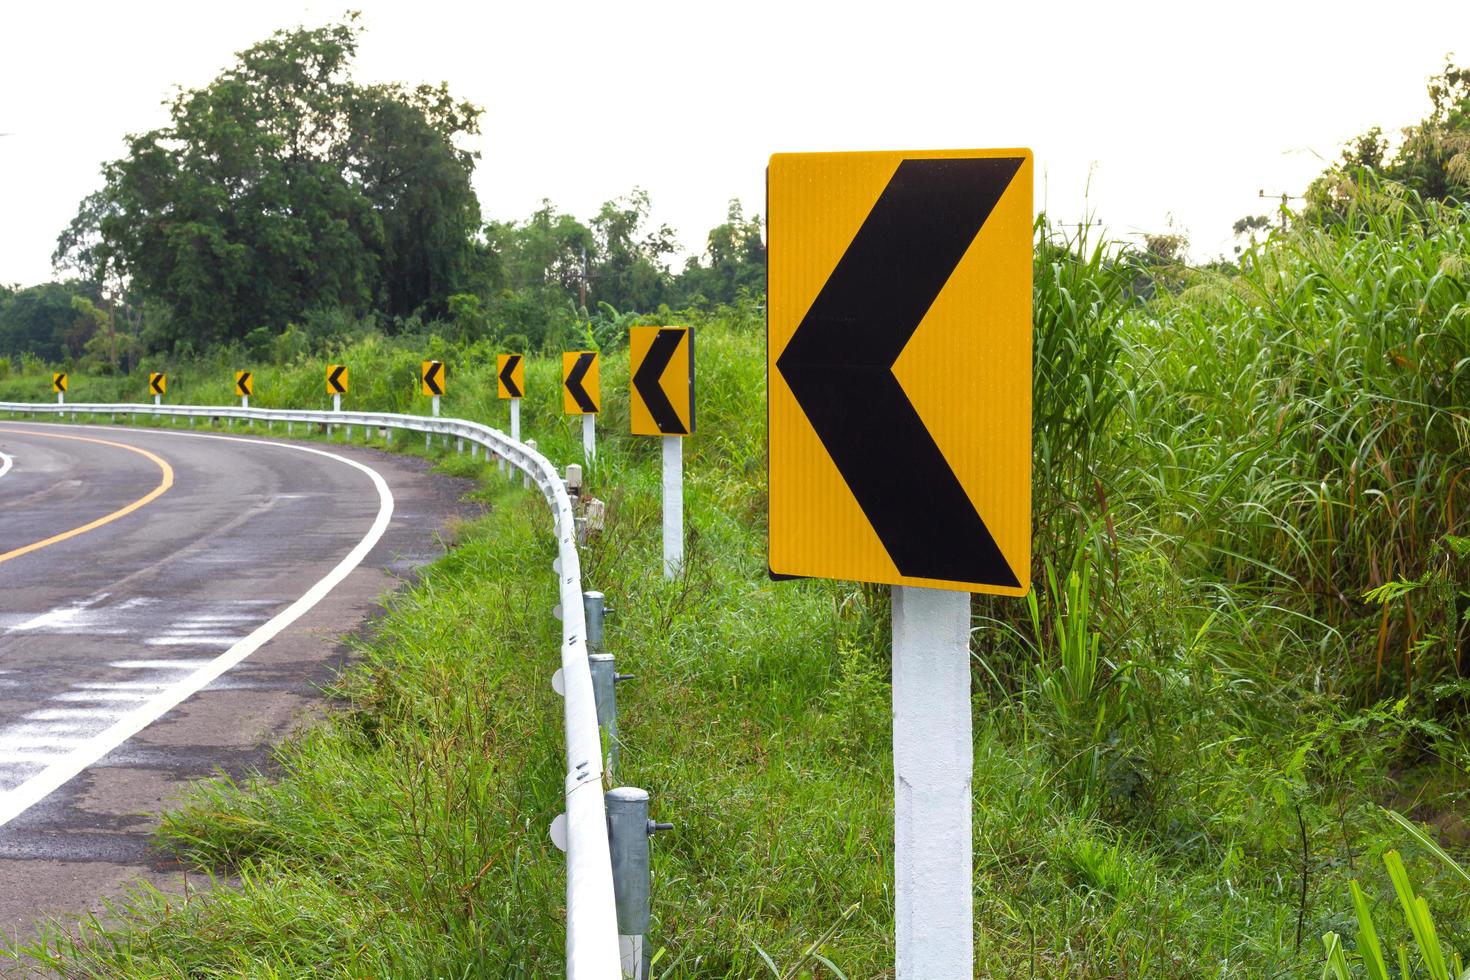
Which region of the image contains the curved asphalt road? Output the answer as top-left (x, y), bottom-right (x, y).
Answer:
top-left (0, 420), bottom-right (476, 948)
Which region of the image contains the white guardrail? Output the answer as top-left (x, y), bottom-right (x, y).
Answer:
top-left (0, 400), bottom-right (622, 979)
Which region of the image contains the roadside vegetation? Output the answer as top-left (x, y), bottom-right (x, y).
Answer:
top-left (2, 177), bottom-right (1468, 976)
top-left (1, 20), bottom-right (1468, 979)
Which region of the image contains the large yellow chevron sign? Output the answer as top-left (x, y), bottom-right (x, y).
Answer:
top-left (766, 149), bottom-right (1033, 596)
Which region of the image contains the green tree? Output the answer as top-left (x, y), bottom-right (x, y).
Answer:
top-left (1306, 60), bottom-right (1470, 220)
top-left (671, 198), bottom-right (766, 307)
top-left (55, 16), bottom-right (482, 351)
top-left (0, 281), bottom-right (102, 360)
top-left (589, 188), bottom-right (677, 313)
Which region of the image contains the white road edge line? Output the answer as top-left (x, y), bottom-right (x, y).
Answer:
top-left (0, 426), bottom-right (395, 828)
top-left (0, 450), bottom-right (12, 480)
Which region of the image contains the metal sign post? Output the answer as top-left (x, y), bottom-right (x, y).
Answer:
top-left (506, 397), bottom-right (521, 476)
top-left (892, 586), bottom-right (972, 976)
top-left (582, 414), bottom-right (596, 465)
top-left (662, 437), bottom-right (683, 579)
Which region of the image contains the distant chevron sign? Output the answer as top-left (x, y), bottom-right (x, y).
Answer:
top-left (562, 352), bottom-right (600, 414)
top-left (629, 327), bottom-right (693, 436)
top-left (421, 360), bottom-right (444, 397)
top-left (497, 354), bottom-right (524, 399)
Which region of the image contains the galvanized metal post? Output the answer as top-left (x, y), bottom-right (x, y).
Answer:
top-left (524, 439), bottom-right (536, 489)
top-left (583, 413), bottom-right (596, 465)
top-left (589, 653), bottom-right (619, 780)
top-left (583, 591), bottom-right (605, 653)
top-left (606, 788), bottom-right (657, 980)
top-left (153, 394), bottom-right (160, 407)
top-left (662, 436), bottom-right (683, 580)
top-left (892, 585), bottom-right (972, 979)
top-left (332, 391), bottom-right (340, 437)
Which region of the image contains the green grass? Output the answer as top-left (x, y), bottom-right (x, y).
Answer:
top-left (2, 199), bottom-right (1468, 977)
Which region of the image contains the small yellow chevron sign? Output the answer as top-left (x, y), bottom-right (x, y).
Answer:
top-left (421, 360), bottom-right (445, 396)
top-left (149, 373), bottom-right (167, 396)
top-left (496, 354), bottom-right (524, 399)
top-left (234, 371), bottom-right (253, 397)
top-left (51, 373), bottom-right (67, 393)
top-left (326, 364), bottom-right (348, 395)
top-left (629, 326), bottom-right (694, 436)
top-left (562, 352), bottom-right (600, 414)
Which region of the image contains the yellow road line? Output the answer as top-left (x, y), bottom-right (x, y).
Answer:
top-left (0, 428), bottom-right (174, 564)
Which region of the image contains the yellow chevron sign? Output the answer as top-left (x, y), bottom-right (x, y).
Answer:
top-left (562, 352), bottom-right (600, 414)
top-left (51, 373), bottom-right (67, 393)
top-left (234, 371), bottom-right (253, 397)
top-left (768, 149), bottom-right (1033, 596)
top-left (629, 326), bottom-right (694, 436)
top-left (421, 360), bottom-right (445, 396)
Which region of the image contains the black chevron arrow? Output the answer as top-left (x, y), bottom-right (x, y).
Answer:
top-left (236, 372), bottom-right (251, 396)
top-left (565, 353), bottom-right (597, 412)
top-left (499, 355), bottom-right (523, 398)
top-left (775, 156), bottom-right (1023, 587)
top-left (150, 374), bottom-right (164, 395)
top-left (633, 329), bottom-right (688, 434)
top-left (423, 361), bottom-right (443, 395)
top-left (327, 365), bottom-right (347, 393)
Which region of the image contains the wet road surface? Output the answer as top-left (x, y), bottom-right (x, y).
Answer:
top-left (0, 420), bottom-right (477, 949)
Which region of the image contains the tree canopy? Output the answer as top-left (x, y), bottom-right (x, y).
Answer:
top-left (56, 16), bottom-right (482, 352)
top-left (1305, 60), bottom-right (1470, 220)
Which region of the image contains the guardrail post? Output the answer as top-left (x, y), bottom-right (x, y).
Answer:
top-left (589, 653), bottom-right (619, 780)
top-left (524, 440), bottom-right (536, 489)
top-left (606, 788), bottom-right (670, 980)
top-left (583, 590), bottom-right (605, 653)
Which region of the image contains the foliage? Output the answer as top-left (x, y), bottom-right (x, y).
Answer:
top-left (1321, 840), bottom-right (1466, 980)
top-left (0, 280), bottom-right (103, 360)
top-left (1307, 61), bottom-right (1470, 223)
top-left (55, 16), bottom-right (482, 351)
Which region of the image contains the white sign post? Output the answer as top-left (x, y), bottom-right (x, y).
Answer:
top-left (501, 396), bottom-right (520, 476)
top-left (428, 393), bottom-right (439, 450)
top-left (662, 436), bottom-right (683, 579)
top-left (582, 413), bottom-right (596, 465)
top-left (892, 585), bottom-right (972, 978)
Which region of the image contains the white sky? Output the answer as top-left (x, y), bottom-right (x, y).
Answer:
top-left (1, 1), bottom-right (1466, 287)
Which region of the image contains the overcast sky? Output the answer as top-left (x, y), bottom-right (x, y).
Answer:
top-left (1, 1), bottom-right (1465, 286)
